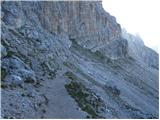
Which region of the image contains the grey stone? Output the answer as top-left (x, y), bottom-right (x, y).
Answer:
top-left (4, 75), bottom-right (23, 86)
top-left (2, 57), bottom-right (28, 71)
top-left (1, 44), bottom-right (7, 58)
top-left (17, 69), bottom-right (36, 84)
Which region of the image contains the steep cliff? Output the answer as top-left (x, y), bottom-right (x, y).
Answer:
top-left (1, 1), bottom-right (159, 119)
top-left (122, 29), bottom-right (159, 70)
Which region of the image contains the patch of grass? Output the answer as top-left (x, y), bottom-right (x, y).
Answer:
top-left (40, 62), bottom-right (57, 79)
top-left (42, 109), bottom-right (46, 113)
top-left (64, 62), bottom-right (97, 84)
top-left (26, 93), bottom-right (34, 98)
top-left (128, 56), bottom-right (135, 61)
top-left (104, 85), bottom-right (120, 96)
top-left (69, 38), bottom-right (124, 72)
top-left (63, 62), bottom-right (81, 72)
top-left (6, 51), bottom-right (15, 57)
top-left (69, 39), bottom-right (113, 64)
top-left (64, 66), bottom-right (102, 89)
top-left (21, 93), bottom-right (25, 97)
top-left (151, 64), bottom-right (159, 70)
top-left (105, 58), bottom-right (112, 63)
top-left (94, 51), bottom-right (105, 60)
top-left (16, 53), bottom-right (33, 68)
top-left (64, 71), bottom-right (79, 81)
top-left (43, 95), bottom-right (49, 105)
top-left (33, 81), bottom-right (43, 88)
top-left (64, 62), bottom-right (89, 79)
top-left (9, 103), bottom-right (13, 106)
top-left (1, 68), bottom-right (7, 80)
top-left (1, 84), bottom-right (8, 89)
top-left (69, 39), bottom-right (104, 62)
top-left (24, 78), bottom-right (35, 84)
top-left (65, 81), bottom-right (106, 118)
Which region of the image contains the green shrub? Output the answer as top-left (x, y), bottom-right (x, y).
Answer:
top-left (65, 81), bottom-right (106, 118)
top-left (1, 68), bottom-right (7, 80)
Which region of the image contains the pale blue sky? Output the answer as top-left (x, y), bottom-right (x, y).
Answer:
top-left (102, 0), bottom-right (160, 52)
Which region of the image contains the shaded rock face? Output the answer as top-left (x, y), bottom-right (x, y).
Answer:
top-left (1, 1), bottom-right (159, 119)
top-left (122, 29), bottom-right (159, 70)
top-left (99, 38), bottom-right (128, 59)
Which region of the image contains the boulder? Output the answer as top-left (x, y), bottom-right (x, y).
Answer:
top-left (1, 44), bottom-right (7, 58)
top-left (17, 69), bottom-right (36, 84)
top-left (4, 75), bottom-right (23, 86)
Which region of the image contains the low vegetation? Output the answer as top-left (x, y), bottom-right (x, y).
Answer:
top-left (65, 71), bottom-right (106, 118)
top-left (1, 68), bottom-right (7, 80)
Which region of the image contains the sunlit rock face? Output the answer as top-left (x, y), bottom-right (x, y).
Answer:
top-left (1, 1), bottom-right (159, 119)
top-left (2, 1), bottom-right (122, 53)
top-left (33, 1), bottom-right (121, 44)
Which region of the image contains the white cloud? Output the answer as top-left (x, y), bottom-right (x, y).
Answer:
top-left (102, 0), bottom-right (160, 52)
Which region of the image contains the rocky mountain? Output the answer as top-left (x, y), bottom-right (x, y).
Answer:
top-left (1, 1), bottom-right (159, 119)
top-left (122, 29), bottom-right (159, 70)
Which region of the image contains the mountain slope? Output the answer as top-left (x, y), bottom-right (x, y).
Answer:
top-left (1, 1), bottom-right (159, 118)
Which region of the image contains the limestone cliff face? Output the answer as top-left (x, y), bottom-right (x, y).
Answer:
top-left (1, 1), bottom-right (159, 119)
top-left (2, 1), bottom-right (124, 57)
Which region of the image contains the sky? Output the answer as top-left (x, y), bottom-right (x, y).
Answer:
top-left (102, 0), bottom-right (160, 52)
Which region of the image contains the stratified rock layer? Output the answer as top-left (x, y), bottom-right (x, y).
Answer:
top-left (1, 1), bottom-right (159, 119)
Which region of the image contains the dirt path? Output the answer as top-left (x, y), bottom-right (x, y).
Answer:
top-left (40, 75), bottom-right (87, 118)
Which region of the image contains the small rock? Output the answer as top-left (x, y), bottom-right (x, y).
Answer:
top-left (2, 57), bottom-right (27, 70)
top-left (4, 75), bottom-right (23, 86)
top-left (17, 69), bottom-right (36, 84)
top-left (1, 44), bottom-right (7, 58)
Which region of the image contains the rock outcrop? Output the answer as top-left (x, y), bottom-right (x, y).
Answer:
top-left (122, 29), bottom-right (159, 70)
top-left (1, 1), bottom-right (159, 119)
